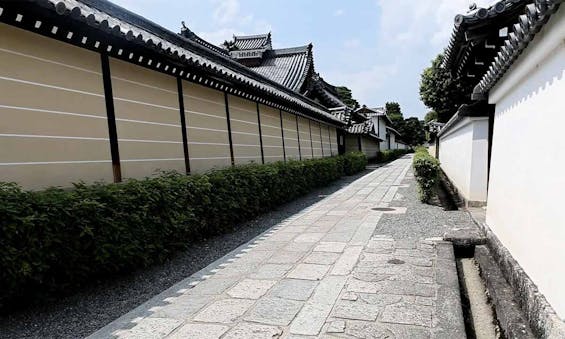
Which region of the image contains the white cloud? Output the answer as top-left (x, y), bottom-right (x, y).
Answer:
top-left (326, 64), bottom-right (399, 105)
top-left (334, 9), bottom-right (344, 17)
top-left (376, 0), bottom-right (496, 47)
top-left (197, 0), bottom-right (271, 45)
top-left (212, 0), bottom-right (252, 25)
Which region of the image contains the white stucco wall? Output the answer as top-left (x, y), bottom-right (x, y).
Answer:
top-left (486, 6), bottom-right (565, 317)
top-left (376, 117), bottom-right (388, 150)
top-left (439, 117), bottom-right (489, 203)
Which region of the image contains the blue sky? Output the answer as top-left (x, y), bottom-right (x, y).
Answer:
top-left (111, 0), bottom-right (493, 119)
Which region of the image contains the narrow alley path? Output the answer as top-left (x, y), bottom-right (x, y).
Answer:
top-left (90, 156), bottom-right (470, 338)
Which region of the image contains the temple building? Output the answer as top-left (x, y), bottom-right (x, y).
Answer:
top-left (222, 33), bottom-right (350, 110)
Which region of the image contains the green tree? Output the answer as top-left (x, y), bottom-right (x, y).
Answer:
top-left (397, 117), bottom-right (426, 146)
top-left (419, 54), bottom-right (473, 123)
top-left (385, 102), bottom-right (403, 127)
top-left (424, 110), bottom-right (438, 124)
top-left (335, 86), bottom-right (359, 109)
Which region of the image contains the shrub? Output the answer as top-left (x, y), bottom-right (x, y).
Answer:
top-left (342, 151), bottom-right (367, 175)
top-left (412, 147), bottom-right (440, 203)
top-left (376, 149), bottom-right (412, 163)
top-left (0, 152), bottom-right (366, 308)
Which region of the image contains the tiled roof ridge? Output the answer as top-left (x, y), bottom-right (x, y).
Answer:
top-left (270, 44), bottom-right (312, 56)
top-left (472, 0), bottom-right (563, 98)
top-left (180, 22), bottom-right (229, 56)
top-left (234, 32), bottom-right (270, 39)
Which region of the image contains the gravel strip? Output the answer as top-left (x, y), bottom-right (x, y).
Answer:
top-left (374, 169), bottom-right (477, 239)
top-left (0, 170), bottom-right (371, 339)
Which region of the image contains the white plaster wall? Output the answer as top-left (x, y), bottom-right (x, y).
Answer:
top-left (439, 117), bottom-right (488, 202)
top-left (486, 6), bottom-right (565, 317)
top-left (377, 117), bottom-right (388, 150)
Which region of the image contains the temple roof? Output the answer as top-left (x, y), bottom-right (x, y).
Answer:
top-left (442, 0), bottom-right (563, 100)
top-left (225, 32), bottom-right (348, 109)
top-left (472, 0), bottom-right (563, 99)
top-left (347, 120), bottom-right (384, 141)
top-left (443, 0), bottom-right (529, 78)
top-left (251, 45), bottom-right (313, 92)
top-left (232, 33), bottom-right (272, 50)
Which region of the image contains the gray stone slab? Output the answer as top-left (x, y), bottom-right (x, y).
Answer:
top-left (432, 285), bottom-right (466, 338)
top-left (244, 297), bottom-right (303, 326)
top-left (331, 246), bottom-right (363, 276)
top-left (342, 320), bottom-right (395, 338)
top-left (282, 241), bottom-right (315, 252)
top-left (332, 300), bottom-right (381, 321)
top-left (290, 302), bottom-right (333, 335)
top-left (265, 231), bottom-right (298, 242)
top-left (113, 317), bottom-right (182, 339)
top-left (193, 298), bottom-right (255, 324)
top-left (310, 276), bottom-right (347, 305)
top-left (148, 295), bottom-right (211, 320)
top-left (346, 278), bottom-right (381, 294)
top-left (168, 323), bottom-right (229, 339)
top-left (188, 277), bottom-right (239, 296)
top-left (227, 279), bottom-right (276, 299)
top-left (267, 251), bottom-right (305, 264)
top-left (223, 322), bottom-right (283, 339)
top-left (313, 242), bottom-right (346, 253)
top-left (443, 227), bottom-right (486, 246)
top-left (248, 263), bottom-right (292, 279)
top-left (304, 252), bottom-right (340, 265)
top-left (294, 233), bottom-right (325, 243)
top-left (380, 302), bottom-right (433, 327)
top-left (386, 323), bottom-right (431, 339)
top-left (374, 280), bottom-right (436, 297)
top-left (322, 232), bottom-right (354, 242)
top-left (269, 279), bottom-right (318, 301)
top-left (287, 264), bottom-right (330, 281)
top-left (357, 293), bottom-right (402, 306)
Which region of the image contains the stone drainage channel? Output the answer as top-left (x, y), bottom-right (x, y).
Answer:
top-left (453, 245), bottom-right (499, 339)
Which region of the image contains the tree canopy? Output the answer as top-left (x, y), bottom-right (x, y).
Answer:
top-left (385, 102), bottom-right (403, 128)
top-left (335, 86), bottom-right (360, 109)
top-left (397, 117), bottom-right (426, 146)
top-left (419, 54), bottom-right (474, 123)
top-left (424, 110), bottom-right (438, 124)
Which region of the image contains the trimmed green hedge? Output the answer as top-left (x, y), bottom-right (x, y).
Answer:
top-left (0, 152), bottom-right (366, 307)
top-left (342, 151), bottom-right (368, 174)
top-left (412, 147), bottom-right (440, 203)
top-left (376, 149), bottom-right (413, 163)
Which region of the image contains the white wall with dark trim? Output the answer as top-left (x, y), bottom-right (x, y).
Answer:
top-left (485, 6), bottom-right (565, 318)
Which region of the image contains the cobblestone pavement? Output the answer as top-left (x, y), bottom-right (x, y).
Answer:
top-left (89, 155), bottom-right (466, 339)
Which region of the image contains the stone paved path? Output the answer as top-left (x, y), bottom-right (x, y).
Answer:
top-left (90, 155), bottom-right (466, 339)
